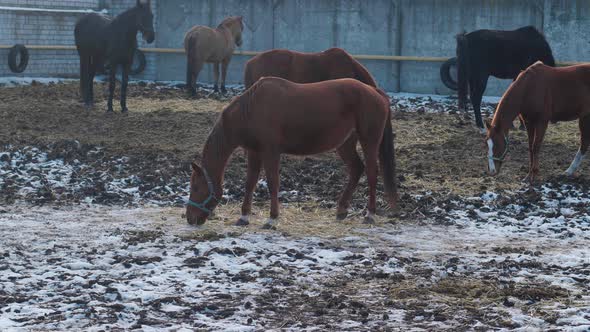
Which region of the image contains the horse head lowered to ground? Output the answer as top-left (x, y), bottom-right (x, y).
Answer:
top-left (186, 77), bottom-right (398, 229)
top-left (485, 61), bottom-right (590, 183)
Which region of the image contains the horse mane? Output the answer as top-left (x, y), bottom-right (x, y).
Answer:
top-left (110, 5), bottom-right (141, 27)
top-left (238, 78), bottom-right (265, 120)
top-left (217, 16), bottom-right (239, 29)
top-left (203, 110), bottom-right (229, 164)
top-left (492, 62), bottom-right (543, 128)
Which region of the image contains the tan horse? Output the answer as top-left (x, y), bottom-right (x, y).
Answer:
top-left (184, 16), bottom-right (244, 96)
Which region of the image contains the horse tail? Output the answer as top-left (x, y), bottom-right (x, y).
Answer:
top-left (244, 58), bottom-right (255, 89)
top-left (456, 32), bottom-right (469, 112)
top-left (352, 58), bottom-right (378, 87)
top-left (377, 91), bottom-right (398, 208)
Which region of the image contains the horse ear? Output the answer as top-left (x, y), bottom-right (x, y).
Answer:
top-left (191, 162), bottom-right (203, 175)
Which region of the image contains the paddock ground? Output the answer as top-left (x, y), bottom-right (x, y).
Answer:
top-left (0, 81), bottom-right (588, 331)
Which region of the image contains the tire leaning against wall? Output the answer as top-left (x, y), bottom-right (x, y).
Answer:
top-left (130, 49), bottom-right (146, 76)
top-left (440, 57), bottom-right (458, 91)
top-left (8, 44), bottom-right (29, 73)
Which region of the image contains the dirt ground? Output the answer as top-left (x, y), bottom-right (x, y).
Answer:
top-left (1, 81), bottom-right (587, 208)
top-left (0, 82), bottom-right (589, 330)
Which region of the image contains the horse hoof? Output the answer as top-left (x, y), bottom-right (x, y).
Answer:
top-left (235, 218), bottom-right (249, 226)
top-left (106, 109), bottom-right (114, 113)
top-left (336, 211), bottom-right (348, 220)
top-left (221, 86), bottom-right (227, 94)
top-left (121, 108), bottom-right (129, 113)
top-left (363, 216), bottom-right (375, 224)
top-left (261, 223), bottom-right (276, 230)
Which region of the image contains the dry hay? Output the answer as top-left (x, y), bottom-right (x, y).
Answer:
top-left (0, 81), bottom-right (587, 232)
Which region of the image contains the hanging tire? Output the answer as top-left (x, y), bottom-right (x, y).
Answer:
top-left (130, 49), bottom-right (146, 76)
top-left (440, 57), bottom-right (458, 91)
top-left (8, 44), bottom-right (29, 73)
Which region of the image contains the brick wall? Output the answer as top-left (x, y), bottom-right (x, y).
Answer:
top-left (0, 0), bottom-right (158, 79)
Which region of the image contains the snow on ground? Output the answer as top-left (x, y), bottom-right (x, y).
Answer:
top-left (0, 188), bottom-right (589, 330)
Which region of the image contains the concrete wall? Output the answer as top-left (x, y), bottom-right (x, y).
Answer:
top-left (2, 1), bottom-right (590, 96)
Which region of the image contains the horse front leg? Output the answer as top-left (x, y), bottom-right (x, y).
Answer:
top-left (469, 74), bottom-right (489, 133)
top-left (213, 62), bottom-right (220, 93)
top-left (221, 57), bottom-right (231, 94)
top-left (529, 122), bottom-right (548, 184)
top-left (236, 150), bottom-right (262, 226)
top-left (120, 62), bottom-right (130, 113)
top-left (107, 63), bottom-right (117, 113)
top-left (79, 54), bottom-right (89, 105)
top-left (335, 134), bottom-right (364, 220)
top-left (261, 153), bottom-right (281, 230)
top-left (523, 120), bottom-right (535, 182)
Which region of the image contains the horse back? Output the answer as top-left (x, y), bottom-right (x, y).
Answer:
top-left (244, 49), bottom-right (295, 88)
top-left (74, 13), bottom-right (110, 53)
top-left (465, 26), bottom-right (555, 78)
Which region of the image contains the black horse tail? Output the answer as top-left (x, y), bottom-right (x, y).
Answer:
top-left (377, 93), bottom-right (398, 208)
top-left (456, 33), bottom-right (469, 112)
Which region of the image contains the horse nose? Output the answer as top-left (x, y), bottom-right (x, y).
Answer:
top-left (186, 212), bottom-right (197, 225)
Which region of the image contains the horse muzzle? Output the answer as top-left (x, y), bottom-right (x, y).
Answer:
top-left (143, 31), bottom-right (155, 44)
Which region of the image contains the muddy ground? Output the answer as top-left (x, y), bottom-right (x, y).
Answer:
top-left (0, 81), bottom-right (589, 331)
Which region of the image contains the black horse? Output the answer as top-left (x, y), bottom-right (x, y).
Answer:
top-left (75, 0), bottom-right (155, 112)
top-left (456, 26), bottom-right (555, 131)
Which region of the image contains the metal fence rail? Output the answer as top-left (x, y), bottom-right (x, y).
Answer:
top-left (0, 44), bottom-right (583, 65)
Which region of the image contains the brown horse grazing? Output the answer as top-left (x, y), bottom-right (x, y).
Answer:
top-left (485, 61), bottom-right (590, 183)
top-left (184, 16), bottom-right (244, 96)
top-left (243, 47), bottom-right (377, 89)
top-left (186, 77), bottom-right (398, 229)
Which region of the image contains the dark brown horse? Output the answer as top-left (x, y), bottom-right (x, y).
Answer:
top-left (243, 47), bottom-right (377, 88)
top-left (186, 77), bottom-right (398, 229)
top-left (486, 61), bottom-right (590, 183)
top-left (184, 16), bottom-right (244, 96)
top-left (75, 0), bottom-right (155, 112)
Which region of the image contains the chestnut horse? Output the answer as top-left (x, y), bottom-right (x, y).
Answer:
top-left (186, 77), bottom-right (398, 229)
top-left (184, 16), bottom-right (244, 96)
top-left (243, 47), bottom-right (379, 196)
top-left (486, 61), bottom-right (590, 183)
top-left (243, 47), bottom-right (377, 88)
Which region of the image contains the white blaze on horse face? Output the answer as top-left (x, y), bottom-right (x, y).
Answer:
top-left (566, 150), bottom-right (584, 176)
top-left (487, 139), bottom-right (496, 174)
